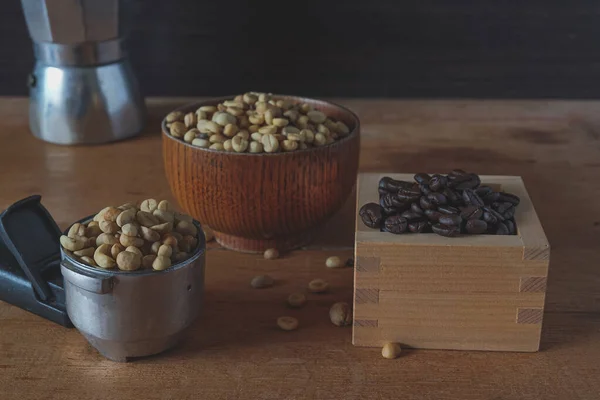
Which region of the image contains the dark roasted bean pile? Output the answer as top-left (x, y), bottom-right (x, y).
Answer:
top-left (359, 170), bottom-right (520, 237)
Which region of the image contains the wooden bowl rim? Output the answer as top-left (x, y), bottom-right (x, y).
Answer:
top-left (161, 95), bottom-right (360, 157)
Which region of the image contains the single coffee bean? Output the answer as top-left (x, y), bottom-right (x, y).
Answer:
top-left (378, 177), bottom-right (393, 190)
top-left (419, 183), bottom-right (432, 195)
top-left (424, 209), bottom-right (444, 222)
top-left (414, 173), bottom-right (431, 185)
top-left (495, 202), bottom-right (513, 214)
top-left (378, 187), bottom-right (389, 196)
top-left (442, 188), bottom-right (462, 205)
top-left (498, 192), bottom-right (520, 206)
top-left (380, 193), bottom-right (396, 210)
top-left (448, 172), bottom-right (472, 187)
top-left (482, 191), bottom-right (500, 204)
top-left (486, 207), bottom-right (506, 222)
top-left (387, 179), bottom-right (416, 192)
top-left (397, 187), bottom-right (421, 203)
top-left (432, 223), bottom-right (460, 237)
top-left (439, 214), bottom-right (462, 226)
top-left (438, 205), bottom-right (459, 215)
top-left (427, 192), bottom-right (448, 205)
top-left (462, 188), bottom-right (484, 207)
top-left (505, 219), bottom-right (517, 234)
top-left (482, 210), bottom-right (498, 225)
top-left (401, 211), bottom-right (423, 221)
top-left (429, 174), bottom-right (448, 191)
top-left (409, 220), bottom-right (430, 233)
top-left (384, 216), bottom-right (408, 234)
top-left (495, 222), bottom-right (509, 235)
top-left (454, 173), bottom-right (481, 190)
top-left (420, 196), bottom-right (435, 210)
top-left (410, 202), bottom-right (424, 215)
top-left (465, 219), bottom-right (487, 234)
top-left (475, 186), bottom-right (493, 197)
top-left (503, 205), bottom-right (516, 220)
top-left (448, 168), bottom-right (468, 178)
top-left (460, 205), bottom-right (483, 220)
top-left (359, 203), bottom-right (383, 229)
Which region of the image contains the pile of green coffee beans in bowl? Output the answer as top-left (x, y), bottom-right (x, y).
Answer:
top-left (165, 92), bottom-right (351, 153)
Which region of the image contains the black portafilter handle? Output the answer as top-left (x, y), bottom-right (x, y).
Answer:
top-left (0, 195), bottom-right (72, 327)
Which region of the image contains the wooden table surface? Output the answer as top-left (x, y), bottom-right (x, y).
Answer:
top-left (0, 97), bottom-right (599, 399)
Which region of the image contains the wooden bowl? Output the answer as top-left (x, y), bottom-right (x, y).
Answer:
top-left (162, 96), bottom-right (360, 253)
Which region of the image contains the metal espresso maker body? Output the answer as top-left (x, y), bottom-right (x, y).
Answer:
top-left (21, 0), bottom-right (145, 145)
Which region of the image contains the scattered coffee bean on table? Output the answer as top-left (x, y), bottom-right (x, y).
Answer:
top-left (308, 278), bottom-right (329, 293)
top-left (325, 256), bottom-right (342, 268)
top-left (287, 293), bottom-right (307, 308)
top-left (359, 170), bottom-right (520, 237)
top-left (329, 302), bottom-right (353, 327)
top-left (250, 275), bottom-right (274, 289)
top-left (277, 316), bottom-right (299, 331)
top-left (264, 248), bottom-right (279, 260)
top-left (381, 342), bottom-right (402, 359)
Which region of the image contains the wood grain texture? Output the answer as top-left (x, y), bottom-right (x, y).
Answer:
top-left (1, 98), bottom-right (600, 399)
top-left (354, 173), bottom-right (550, 352)
top-left (162, 96), bottom-right (360, 253)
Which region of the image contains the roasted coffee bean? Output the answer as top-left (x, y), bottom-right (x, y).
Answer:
top-left (442, 188), bottom-right (462, 206)
top-left (453, 173), bottom-right (481, 190)
top-left (482, 191), bottom-right (500, 204)
top-left (378, 177), bottom-right (393, 190)
top-left (462, 188), bottom-right (484, 207)
top-left (420, 196), bottom-right (435, 210)
top-left (432, 223), bottom-right (461, 237)
top-left (387, 179), bottom-right (415, 192)
top-left (425, 209), bottom-right (444, 222)
top-left (378, 187), bottom-right (389, 196)
top-left (359, 203), bottom-right (383, 229)
top-left (409, 220), bottom-right (430, 233)
top-left (438, 205), bottom-right (460, 215)
top-left (429, 174), bottom-right (448, 191)
top-left (498, 192), bottom-right (520, 206)
top-left (460, 205), bottom-right (483, 220)
top-left (448, 172), bottom-right (471, 187)
top-left (362, 169), bottom-right (518, 236)
top-left (475, 186), bottom-right (493, 197)
top-left (427, 192), bottom-right (447, 205)
top-left (505, 219), bottom-right (517, 234)
top-left (410, 202), bottom-right (424, 215)
top-left (495, 202), bottom-right (513, 214)
top-left (486, 207), bottom-right (506, 222)
top-left (414, 173), bottom-right (431, 185)
top-left (384, 216), bottom-right (408, 234)
top-left (419, 183), bottom-right (432, 195)
top-left (503, 205), bottom-right (515, 220)
top-left (482, 210), bottom-right (497, 225)
top-left (439, 214), bottom-right (462, 226)
top-left (380, 193), bottom-right (396, 210)
top-left (495, 222), bottom-right (509, 235)
top-left (449, 169), bottom-right (468, 178)
top-left (401, 211), bottom-right (423, 221)
top-left (397, 187), bottom-right (421, 203)
top-left (465, 219), bottom-right (488, 234)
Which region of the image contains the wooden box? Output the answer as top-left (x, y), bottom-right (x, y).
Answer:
top-left (353, 174), bottom-right (550, 352)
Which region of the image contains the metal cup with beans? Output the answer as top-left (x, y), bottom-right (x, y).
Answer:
top-left (59, 199), bottom-right (208, 362)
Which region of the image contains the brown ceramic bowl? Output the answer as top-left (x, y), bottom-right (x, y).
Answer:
top-left (162, 95), bottom-right (360, 253)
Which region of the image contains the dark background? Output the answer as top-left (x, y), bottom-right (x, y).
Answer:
top-left (2, 0), bottom-right (599, 98)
